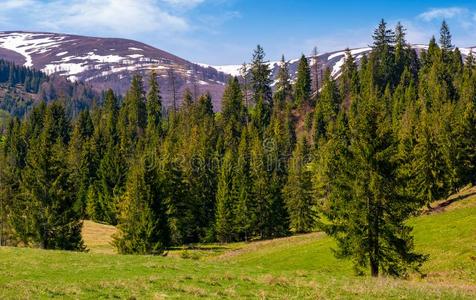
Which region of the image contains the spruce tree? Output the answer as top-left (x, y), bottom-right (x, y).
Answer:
top-left (103, 89), bottom-right (119, 143)
top-left (294, 54), bottom-right (312, 107)
top-left (250, 45), bottom-right (272, 131)
top-left (250, 45), bottom-right (273, 105)
top-left (322, 89), bottom-right (426, 277)
top-left (248, 125), bottom-right (273, 238)
top-left (68, 110), bottom-right (96, 216)
top-left (274, 55), bottom-right (293, 109)
top-left (114, 151), bottom-right (170, 254)
top-left (233, 127), bottom-right (253, 240)
top-left (439, 20), bottom-right (453, 52)
top-left (146, 71), bottom-right (162, 137)
top-left (371, 19), bottom-right (397, 89)
top-left (339, 49), bottom-right (359, 106)
top-left (313, 68), bottom-right (340, 146)
top-left (283, 136), bottom-right (315, 233)
top-left (215, 150), bottom-right (236, 242)
top-left (221, 77), bottom-right (246, 149)
top-left (87, 142), bottom-right (125, 224)
top-left (118, 74), bottom-right (147, 154)
top-left (19, 102), bottom-right (84, 250)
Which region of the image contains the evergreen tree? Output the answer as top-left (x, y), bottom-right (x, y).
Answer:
top-left (118, 74), bottom-right (147, 154)
top-left (248, 126), bottom-right (273, 238)
top-left (439, 20), bottom-right (453, 52)
top-left (146, 71), bottom-right (162, 137)
top-left (19, 102), bottom-right (84, 250)
top-left (87, 142), bottom-right (126, 224)
top-left (221, 77), bottom-right (246, 148)
top-left (68, 110), bottom-right (96, 216)
top-left (250, 45), bottom-right (273, 105)
top-left (322, 89), bottom-right (426, 277)
top-left (215, 150), bottom-right (236, 242)
top-left (250, 45), bottom-right (272, 131)
top-left (114, 151), bottom-right (170, 254)
top-left (313, 68), bottom-right (340, 146)
top-left (372, 19), bottom-right (395, 50)
top-left (411, 110), bottom-right (449, 207)
top-left (233, 127), bottom-right (253, 240)
top-left (339, 49), bottom-right (359, 106)
top-left (294, 54), bottom-right (312, 107)
top-left (103, 89), bottom-right (119, 143)
top-left (274, 55), bottom-right (293, 109)
top-left (371, 19), bottom-right (397, 89)
top-left (283, 136), bottom-right (315, 233)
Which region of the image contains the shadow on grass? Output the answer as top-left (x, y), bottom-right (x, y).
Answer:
top-left (427, 190), bottom-right (476, 214)
top-left (168, 245), bottom-right (231, 251)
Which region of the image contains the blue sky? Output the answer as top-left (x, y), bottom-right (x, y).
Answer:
top-left (2, 0), bottom-right (476, 64)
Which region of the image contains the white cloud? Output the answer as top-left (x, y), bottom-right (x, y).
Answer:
top-left (418, 7), bottom-right (469, 22)
top-left (0, 0), bottom-right (191, 35)
top-left (46, 0), bottom-right (188, 34)
top-left (1, 0), bottom-right (35, 9)
top-left (162, 0), bottom-right (205, 9)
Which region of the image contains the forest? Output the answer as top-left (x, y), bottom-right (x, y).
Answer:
top-left (1, 20), bottom-right (474, 277)
top-left (0, 58), bottom-right (97, 122)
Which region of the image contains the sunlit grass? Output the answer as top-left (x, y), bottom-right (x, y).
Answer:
top-left (1, 194), bottom-right (475, 299)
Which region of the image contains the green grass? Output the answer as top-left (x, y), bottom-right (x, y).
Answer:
top-left (1, 196), bottom-right (475, 299)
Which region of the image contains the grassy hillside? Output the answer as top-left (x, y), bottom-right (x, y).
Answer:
top-left (1, 194), bottom-right (475, 299)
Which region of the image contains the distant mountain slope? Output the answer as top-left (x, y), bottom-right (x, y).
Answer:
top-left (209, 44), bottom-right (476, 84)
top-left (1, 31), bottom-right (475, 110)
top-left (0, 31), bottom-right (229, 109)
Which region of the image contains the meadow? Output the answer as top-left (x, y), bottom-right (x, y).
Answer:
top-left (0, 189), bottom-right (475, 299)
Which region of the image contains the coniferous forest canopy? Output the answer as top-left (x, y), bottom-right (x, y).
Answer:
top-left (1, 20), bottom-right (476, 277)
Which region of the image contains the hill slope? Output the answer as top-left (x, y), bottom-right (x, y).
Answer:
top-left (0, 31), bottom-right (228, 109)
top-left (209, 44), bottom-right (476, 85)
top-left (1, 190), bottom-right (475, 299)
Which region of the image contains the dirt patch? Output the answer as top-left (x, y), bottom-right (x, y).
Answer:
top-left (82, 220), bottom-right (117, 254)
top-left (425, 185), bottom-right (476, 215)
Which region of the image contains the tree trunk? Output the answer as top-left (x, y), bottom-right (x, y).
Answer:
top-left (370, 258), bottom-right (379, 277)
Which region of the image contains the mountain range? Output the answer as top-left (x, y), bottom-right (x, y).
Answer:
top-left (1, 31), bottom-right (475, 109)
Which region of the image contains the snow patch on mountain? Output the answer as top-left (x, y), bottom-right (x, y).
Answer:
top-left (0, 32), bottom-right (64, 67)
top-left (327, 47), bottom-right (372, 60)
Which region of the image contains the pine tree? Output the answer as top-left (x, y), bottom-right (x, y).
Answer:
top-left (248, 126), bottom-right (273, 238)
top-left (103, 89), bottom-right (119, 143)
top-left (371, 19), bottom-right (396, 89)
top-left (215, 150), bottom-right (236, 242)
top-left (114, 151), bottom-right (170, 254)
top-left (339, 49), bottom-right (359, 106)
top-left (372, 19), bottom-right (395, 51)
top-left (313, 110), bottom-right (350, 214)
top-left (294, 54), bottom-right (312, 107)
top-left (412, 110), bottom-right (450, 207)
top-left (68, 110), bottom-right (96, 216)
top-left (118, 74), bottom-right (147, 154)
top-left (313, 68), bottom-right (340, 146)
top-left (273, 55), bottom-right (293, 109)
top-left (19, 102), bottom-right (84, 250)
top-left (264, 115), bottom-right (290, 237)
top-left (250, 45), bottom-right (272, 131)
top-left (157, 137), bottom-right (188, 245)
top-left (146, 71), bottom-right (162, 138)
top-left (394, 22), bottom-right (410, 80)
top-left (221, 77), bottom-right (246, 149)
top-left (233, 127), bottom-right (253, 240)
top-left (439, 20), bottom-right (453, 52)
top-left (322, 88), bottom-right (426, 277)
top-left (283, 136), bottom-right (315, 233)
top-left (250, 45), bottom-right (273, 105)
top-left (87, 142), bottom-right (126, 224)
